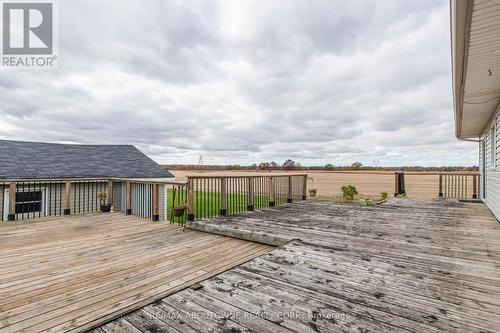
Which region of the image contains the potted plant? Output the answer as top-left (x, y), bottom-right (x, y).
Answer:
top-left (172, 203), bottom-right (187, 217)
top-left (98, 192), bottom-right (111, 212)
top-left (340, 185), bottom-right (358, 202)
top-left (308, 176), bottom-right (318, 197)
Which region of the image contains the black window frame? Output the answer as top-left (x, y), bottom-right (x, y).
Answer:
top-left (15, 190), bottom-right (43, 215)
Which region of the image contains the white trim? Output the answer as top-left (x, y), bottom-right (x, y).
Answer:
top-left (3, 188), bottom-right (9, 221)
top-left (481, 139), bottom-right (487, 200)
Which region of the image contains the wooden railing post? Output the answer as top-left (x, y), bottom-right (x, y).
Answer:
top-left (473, 174), bottom-right (478, 199)
top-left (8, 182), bottom-right (16, 221)
top-left (64, 181), bottom-right (71, 215)
top-left (287, 176), bottom-right (293, 203)
top-left (302, 175), bottom-right (307, 200)
top-left (269, 176), bottom-right (275, 206)
top-left (152, 183), bottom-right (159, 221)
top-left (107, 180), bottom-right (113, 208)
top-left (187, 178), bottom-right (194, 221)
top-left (247, 177), bottom-right (254, 211)
top-left (220, 178), bottom-right (227, 215)
top-left (400, 172), bottom-right (406, 196)
top-left (394, 172), bottom-right (406, 196)
top-left (126, 181), bottom-right (132, 215)
top-left (438, 174), bottom-right (443, 197)
top-left (394, 172), bottom-right (399, 197)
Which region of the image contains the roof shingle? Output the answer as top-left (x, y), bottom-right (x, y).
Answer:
top-left (0, 140), bottom-right (173, 180)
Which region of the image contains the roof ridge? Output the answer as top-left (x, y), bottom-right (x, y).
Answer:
top-left (0, 139), bottom-right (135, 147)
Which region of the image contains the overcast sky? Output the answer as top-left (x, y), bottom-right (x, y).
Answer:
top-left (0, 0), bottom-right (478, 166)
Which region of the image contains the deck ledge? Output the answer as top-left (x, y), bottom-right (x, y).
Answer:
top-left (185, 220), bottom-right (294, 246)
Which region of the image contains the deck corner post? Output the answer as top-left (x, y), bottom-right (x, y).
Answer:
top-left (220, 178), bottom-right (227, 215)
top-left (8, 181), bottom-right (16, 221)
top-left (64, 181), bottom-right (71, 215)
top-left (187, 177), bottom-right (194, 221)
top-left (247, 177), bottom-right (254, 211)
top-left (394, 172), bottom-right (399, 197)
top-left (438, 174), bottom-right (443, 197)
top-left (302, 175), bottom-right (307, 200)
top-left (152, 183), bottom-right (159, 221)
top-left (400, 172), bottom-right (406, 196)
top-left (394, 172), bottom-right (406, 197)
top-left (472, 174), bottom-right (478, 199)
top-left (287, 176), bottom-right (293, 204)
top-left (126, 181), bottom-right (132, 215)
top-left (268, 176), bottom-right (275, 206)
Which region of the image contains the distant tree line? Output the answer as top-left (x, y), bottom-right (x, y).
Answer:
top-left (164, 160), bottom-right (478, 172)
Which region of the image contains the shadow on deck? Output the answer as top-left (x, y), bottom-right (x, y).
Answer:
top-left (96, 198), bottom-right (500, 333)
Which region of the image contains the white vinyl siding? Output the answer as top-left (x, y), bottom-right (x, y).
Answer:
top-left (480, 140), bottom-right (485, 199)
top-left (70, 181), bottom-right (108, 214)
top-left (480, 108), bottom-right (500, 220)
top-left (491, 126), bottom-right (496, 169)
top-left (113, 182), bottom-right (166, 220)
top-left (1, 181), bottom-right (166, 221)
top-left (0, 185), bottom-right (4, 219)
top-left (113, 182), bottom-right (124, 212)
top-left (495, 114), bottom-right (500, 167)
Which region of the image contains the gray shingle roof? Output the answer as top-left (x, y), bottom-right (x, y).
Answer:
top-left (0, 140), bottom-right (173, 180)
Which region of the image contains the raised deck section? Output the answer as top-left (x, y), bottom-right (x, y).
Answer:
top-left (98, 199), bottom-right (500, 332)
top-left (0, 213), bottom-right (272, 332)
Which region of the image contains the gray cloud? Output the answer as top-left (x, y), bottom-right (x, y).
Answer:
top-left (0, 0), bottom-right (478, 166)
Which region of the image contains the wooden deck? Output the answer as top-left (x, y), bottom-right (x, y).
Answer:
top-left (96, 198), bottom-right (500, 333)
top-left (0, 213), bottom-right (272, 333)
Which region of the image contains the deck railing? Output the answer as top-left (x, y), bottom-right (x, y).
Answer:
top-left (185, 174), bottom-right (307, 222)
top-left (438, 173), bottom-right (479, 199)
top-left (0, 179), bottom-right (109, 221)
top-left (0, 174), bottom-right (308, 223)
top-left (167, 182), bottom-right (189, 224)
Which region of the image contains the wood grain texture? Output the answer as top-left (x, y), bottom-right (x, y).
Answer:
top-left (100, 198), bottom-right (500, 333)
top-left (0, 213), bottom-right (272, 333)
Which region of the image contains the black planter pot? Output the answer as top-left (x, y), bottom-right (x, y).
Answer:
top-left (172, 208), bottom-right (186, 217)
top-left (100, 204), bottom-right (111, 213)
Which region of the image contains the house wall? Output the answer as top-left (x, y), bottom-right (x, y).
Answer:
top-left (1, 182), bottom-right (66, 221)
top-left (1, 180), bottom-right (167, 222)
top-left (1, 182), bottom-right (104, 221)
top-left (45, 183), bottom-right (65, 216)
top-left (479, 106), bottom-right (500, 221)
top-left (112, 182), bottom-right (124, 212)
top-left (70, 181), bottom-right (108, 214)
top-left (159, 184), bottom-right (165, 221)
top-left (0, 185), bottom-right (4, 220)
top-left (129, 183), bottom-right (165, 220)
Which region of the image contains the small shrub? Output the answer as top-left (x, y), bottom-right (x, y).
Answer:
top-left (97, 191), bottom-right (107, 204)
top-left (341, 185), bottom-right (358, 201)
top-left (380, 192), bottom-right (388, 200)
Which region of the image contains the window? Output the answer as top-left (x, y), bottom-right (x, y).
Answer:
top-left (491, 126), bottom-right (496, 169)
top-left (15, 191), bottom-right (43, 214)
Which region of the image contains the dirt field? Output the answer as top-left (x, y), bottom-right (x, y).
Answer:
top-left (168, 170), bottom-right (478, 199)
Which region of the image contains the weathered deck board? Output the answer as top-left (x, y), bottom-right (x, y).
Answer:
top-left (99, 198), bottom-right (500, 332)
top-left (0, 213), bottom-right (272, 333)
